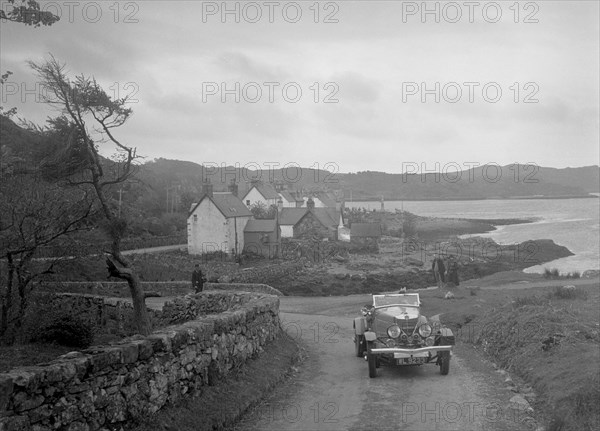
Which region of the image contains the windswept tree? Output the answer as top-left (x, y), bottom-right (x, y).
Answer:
top-left (0, 0), bottom-right (60, 26)
top-left (29, 56), bottom-right (152, 335)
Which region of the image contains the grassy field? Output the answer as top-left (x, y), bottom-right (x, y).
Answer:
top-left (419, 276), bottom-right (600, 431)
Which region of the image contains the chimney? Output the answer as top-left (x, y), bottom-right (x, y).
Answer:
top-left (201, 179), bottom-right (213, 198)
top-left (228, 179), bottom-right (238, 197)
top-left (307, 197), bottom-right (315, 210)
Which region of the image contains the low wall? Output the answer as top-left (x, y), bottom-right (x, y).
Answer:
top-left (206, 283), bottom-right (283, 296)
top-left (0, 292), bottom-right (280, 431)
top-left (219, 259), bottom-right (308, 284)
top-left (25, 293), bottom-right (155, 338)
top-left (37, 281), bottom-right (193, 298)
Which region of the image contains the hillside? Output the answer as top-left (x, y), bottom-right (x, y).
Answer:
top-left (3, 115), bottom-right (598, 204)
top-left (138, 158), bottom-right (600, 202)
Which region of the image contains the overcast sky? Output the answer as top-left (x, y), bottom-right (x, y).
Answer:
top-left (1, 0), bottom-right (598, 174)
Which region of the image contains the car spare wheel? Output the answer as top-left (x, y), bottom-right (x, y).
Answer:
top-left (355, 335), bottom-right (365, 357)
top-left (439, 351), bottom-right (450, 375)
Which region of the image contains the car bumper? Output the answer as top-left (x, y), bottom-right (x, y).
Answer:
top-left (369, 346), bottom-right (453, 355)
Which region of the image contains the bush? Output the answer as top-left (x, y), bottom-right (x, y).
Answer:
top-left (548, 285), bottom-right (589, 301)
top-left (32, 315), bottom-right (94, 348)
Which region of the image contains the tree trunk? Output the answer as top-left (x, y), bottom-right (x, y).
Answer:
top-left (106, 256), bottom-right (151, 336)
top-left (0, 255), bottom-right (15, 343)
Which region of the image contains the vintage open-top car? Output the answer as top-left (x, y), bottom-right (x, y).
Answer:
top-left (353, 293), bottom-right (454, 378)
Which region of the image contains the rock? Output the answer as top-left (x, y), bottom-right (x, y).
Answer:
top-left (509, 394), bottom-right (533, 412)
top-left (444, 292), bottom-right (455, 300)
top-left (582, 269), bottom-right (599, 278)
top-left (504, 376), bottom-right (513, 383)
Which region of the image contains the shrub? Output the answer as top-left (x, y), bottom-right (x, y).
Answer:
top-left (32, 315), bottom-right (94, 348)
top-left (548, 285), bottom-right (589, 301)
top-left (551, 268), bottom-right (560, 278)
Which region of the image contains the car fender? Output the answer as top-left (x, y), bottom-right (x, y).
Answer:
top-left (354, 317), bottom-right (367, 335)
top-left (438, 327), bottom-right (455, 345)
top-left (364, 331), bottom-right (377, 341)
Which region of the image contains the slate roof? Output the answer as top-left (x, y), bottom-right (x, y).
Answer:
top-left (279, 207), bottom-right (340, 228)
top-left (279, 190), bottom-right (297, 203)
top-left (244, 219), bottom-right (278, 233)
top-left (351, 223), bottom-right (382, 237)
top-left (315, 192), bottom-right (337, 208)
top-left (189, 193), bottom-right (252, 218)
top-left (243, 183), bottom-right (280, 200)
top-left (278, 208), bottom-right (307, 226)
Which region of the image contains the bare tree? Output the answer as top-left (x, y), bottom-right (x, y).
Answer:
top-left (0, 171), bottom-right (93, 342)
top-left (28, 56), bottom-right (152, 335)
top-left (0, 0), bottom-right (60, 26)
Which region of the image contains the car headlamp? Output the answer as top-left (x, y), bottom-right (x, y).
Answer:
top-left (387, 325), bottom-right (402, 338)
top-left (418, 324), bottom-right (432, 338)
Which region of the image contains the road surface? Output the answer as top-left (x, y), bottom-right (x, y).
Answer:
top-left (232, 294), bottom-right (538, 431)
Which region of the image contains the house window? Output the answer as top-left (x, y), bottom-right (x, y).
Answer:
top-left (246, 200), bottom-right (250, 206)
top-left (193, 215), bottom-right (198, 223)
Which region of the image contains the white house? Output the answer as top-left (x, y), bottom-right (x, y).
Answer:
top-left (188, 192), bottom-right (253, 255)
top-left (278, 190), bottom-right (304, 208)
top-left (242, 183), bottom-right (281, 208)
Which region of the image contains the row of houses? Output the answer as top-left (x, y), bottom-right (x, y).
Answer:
top-left (187, 181), bottom-right (381, 258)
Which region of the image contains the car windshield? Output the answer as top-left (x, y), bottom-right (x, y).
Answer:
top-left (373, 294), bottom-right (419, 307)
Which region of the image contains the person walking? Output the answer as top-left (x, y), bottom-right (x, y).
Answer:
top-left (431, 255), bottom-right (446, 288)
top-left (192, 264), bottom-right (205, 293)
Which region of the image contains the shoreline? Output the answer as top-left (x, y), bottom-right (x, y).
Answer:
top-left (348, 195), bottom-right (599, 202)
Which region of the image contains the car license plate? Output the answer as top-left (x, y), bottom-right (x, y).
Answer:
top-left (397, 357), bottom-right (426, 365)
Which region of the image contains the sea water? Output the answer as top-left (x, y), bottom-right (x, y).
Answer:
top-left (347, 198), bottom-right (600, 274)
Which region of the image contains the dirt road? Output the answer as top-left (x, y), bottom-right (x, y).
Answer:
top-left (234, 295), bottom-right (538, 431)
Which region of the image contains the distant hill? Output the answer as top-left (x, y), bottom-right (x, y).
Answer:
top-left (336, 165), bottom-right (600, 200)
top-left (139, 158), bottom-right (599, 202)
top-left (2, 115), bottom-right (598, 205)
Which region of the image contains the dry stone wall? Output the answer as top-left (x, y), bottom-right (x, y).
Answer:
top-left (0, 292), bottom-right (280, 431)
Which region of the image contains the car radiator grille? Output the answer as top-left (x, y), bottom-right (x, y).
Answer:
top-left (399, 318), bottom-right (418, 335)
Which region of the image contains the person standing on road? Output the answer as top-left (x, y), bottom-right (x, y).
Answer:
top-left (446, 257), bottom-right (460, 287)
top-left (192, 263), bottom-right (205, 293)
top-left (432, 255), bottom-right (446, 288)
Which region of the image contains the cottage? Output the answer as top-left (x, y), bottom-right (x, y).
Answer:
top-left (187, 190), bottom-right (253, 256)
top-left (278, 190), bottom-right (304, 208)
top-left (243, 219), bottom-right (281, 258)
top-left (278, 198), bottom-right (344, 240)
top-left (242, 182), bottom-right (281, 208)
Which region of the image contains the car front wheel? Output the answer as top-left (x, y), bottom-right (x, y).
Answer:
top-left (439, 351), bottom-right (450, 375)
top-left (367, 341), bottom-right (377, 378)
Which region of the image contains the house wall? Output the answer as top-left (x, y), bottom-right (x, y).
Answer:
top-left (293, 212), bottom-right (331, 239)
top-left (243, 231), bottom-right (279, 258)
top-left (312, 197), bottom-right (327, 208)
top-left (187, 200), bottom-right (228, 255)
top-left (225, 216), bottom-right (252, 255)
top-left (280, 225), bottom-right (294, 238)
top-left (243, 188), bottom-right (277, 208)
top-left (280, 197), bottom-right (296, 208)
